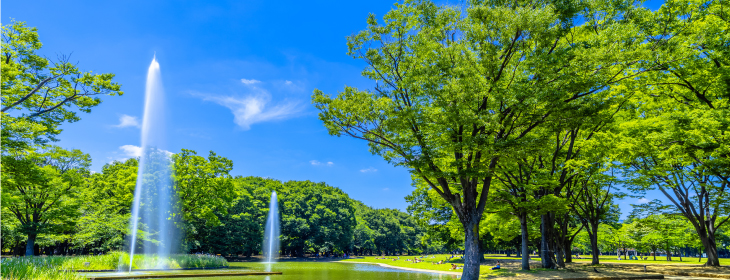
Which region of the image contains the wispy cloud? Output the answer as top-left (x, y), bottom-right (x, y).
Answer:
top-left (114, 114), bottom-right (141, 129)
top-left (637, 198), bottom-right (649, 203)
top-left (382, 187), bottom-right (390, 191)
top-left (241, 78), bottom-right (261, 85)
top-left (284, 80), bottom-right (293, 85)
top-left (360, 167), bottom-right (377, 173)
top-left (311, 160), bottom-right (334, 166)
top-left (200, 93), bottom-right (301, 130)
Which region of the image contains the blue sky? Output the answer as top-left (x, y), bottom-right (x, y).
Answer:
top-left (5, 0), bottom-right (666, 216)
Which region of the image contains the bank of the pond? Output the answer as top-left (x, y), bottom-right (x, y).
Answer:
top-left (339, 261), bottom-right (462, 275)
top-left (0, 253), bottom-right (227, 280)
top-left (80, 262), bottom-right (451, 280)
top-left (339, 255), bottom-right (518, 278)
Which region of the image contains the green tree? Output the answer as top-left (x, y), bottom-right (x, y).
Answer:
top-left (191, 178), bottom-right (265, 256)
top-left (1, 146), bottom-right (90, 256)
top-left (73, 159), bottom-right (137, 253)
top-left (278, 180), bottom-right (357, 256)
top-left (172, 149), bottom-right (236, 249)
top-left (351, 202), bottom-right (377, 255)
top-left (616, 0), bottom-right (730, 266)
top-left (406, 180), bottom-right (462, 253)
top-left (313, 0), bottom-right (645, 276)
top-left (568, 165), bottom-right (624, 265)
top-left (1, 21), bottom-right (122, 152)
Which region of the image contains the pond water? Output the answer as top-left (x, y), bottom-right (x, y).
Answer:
top-left (80, 262), bottom-right (459, 280)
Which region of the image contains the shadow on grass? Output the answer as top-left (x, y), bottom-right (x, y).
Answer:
top-left (480, 269), bottom-right (518, 278)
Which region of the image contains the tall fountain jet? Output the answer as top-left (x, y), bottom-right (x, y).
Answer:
top-left (127, 56), bottom-right (177, 271)
top-left (263, 191), bottom-right (280, 264)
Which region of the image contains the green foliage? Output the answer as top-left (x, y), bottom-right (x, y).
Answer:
top-left (73, 159), bottom-right (138, 252)
top-left (1, 146), bottom-right (90, 255)
top-left (612, 0), bottom-right (730, 266)
top-left (1, 21), bottom-right (123, 152)
top-left (278, 180), bottom-right (357, 255)
top-left (313, 0), bottom-right (648, 275)
top-left (172, 149), bottom-right (236, 227)
top-left (189, 176), bottom-right (267, 256)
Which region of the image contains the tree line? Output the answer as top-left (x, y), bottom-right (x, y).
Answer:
top-left (1, 151), bottom-right (446, 257)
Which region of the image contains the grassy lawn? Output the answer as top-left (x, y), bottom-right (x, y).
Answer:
top-left (482, 253), bottom-right (730, 265)
top-left (342, 254), bottom-right (730, 279)
top-left (341, 254), bottom-right (518, 277)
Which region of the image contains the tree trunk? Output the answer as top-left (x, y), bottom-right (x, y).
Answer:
top-left (652, 249), bottom-right (657, 261)
top-left (556, 248), bottom-right (565, 268)
top-left (589, 230), bottom-right (599, 265)
top-left (564, 238), bottom-right (573, 263)
top-left (701, 233), bottom-right (720, 266)
top-left (462, 220), bottom-right (481, 280)
top-left (664, 242), bottom-right (671, 261)
top-left (519, 214), bottom-right (530, 270)
top-left (540, 214), bottom-right (555, 269)
top-left (25, 234), bottom-right (37, 256)
top-left (698, 248), bottom-right (703, 263)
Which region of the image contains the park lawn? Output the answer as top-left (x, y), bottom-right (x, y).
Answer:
top-left (342, 254), bottom-right (471, 272)
top-left (482, 253), bottom-right (730, 266)
top-left (570, 255), bottom-right (730, 265)
top-left (341, 255), bottom-right (519, 277)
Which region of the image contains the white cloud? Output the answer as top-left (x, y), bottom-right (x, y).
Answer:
top-left (360, 167), bottom-right (377, 173)
top-left (201, 94), bottom-right (301, 130)
top-left (637, 198), bottom-right (649, 203)
top-left (120, 145), bottom-right (143, 158)
top-left (114, 114), bottom-right (141, 128)
top-left (241, 78), bottom-right (261, 85)
top-left (382, 188), bottom-right (390, 191)
top-left (284, 80), bottom-right (293, 85)
top-left (311, 160), bottom-right (334, 166)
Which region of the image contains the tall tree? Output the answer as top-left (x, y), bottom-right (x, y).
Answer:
top-left (312, 0), bottom-right (643, 277)
top-left (1, 21), bottom-right (122, 152)
top-left (1, 146), bottom-right (90, 256)
top-left (617, 0), bottom-right (730, 267)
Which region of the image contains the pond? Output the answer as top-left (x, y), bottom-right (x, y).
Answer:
top-left (81, 261), bottom-right (459, 280)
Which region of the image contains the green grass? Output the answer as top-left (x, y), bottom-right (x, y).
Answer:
top-left (343, 253), bottom-right (730, 278)
top-left (1, 257), bottom-right (86, 280)
top-left (481, 253), bottom-right (730, 265)
top-left (342, 254), bottom-right (523, 278)
top-left (0, 252), bottom-right (228, 280)
top-left (342, 254), bottom-right (477, 272)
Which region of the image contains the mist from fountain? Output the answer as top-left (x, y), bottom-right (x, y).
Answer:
top-left (126, 56), bottom-right (177, 272)
top-left (263, 191), bottom-right (280, 264)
